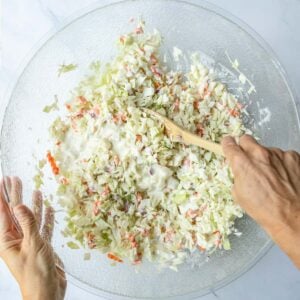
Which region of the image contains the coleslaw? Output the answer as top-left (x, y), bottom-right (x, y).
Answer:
top-left (38, 21), bottom-right (250, 268)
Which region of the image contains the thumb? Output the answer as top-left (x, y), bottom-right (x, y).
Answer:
top-left (221, 136), bottom-right (246, 174)
top-left (13, 205), bottom-right (39, 241)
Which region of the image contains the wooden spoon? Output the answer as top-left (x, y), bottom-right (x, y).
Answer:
top-left (143, 108), bottom-right (224, 156)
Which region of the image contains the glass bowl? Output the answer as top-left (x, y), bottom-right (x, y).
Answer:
top-left (1, 0), bottom-right (299, 299)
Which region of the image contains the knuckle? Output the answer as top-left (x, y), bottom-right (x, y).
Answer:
top-left (239, 134), bottom-right (250, 141)
top-left (285, 150), bottom-right (299, 160)
top-left (254, 146), bottom-right (270, 161)
top-left (239, 134), bottom-right (255, 145)
top-left (270, 147), bottom-right (284, 156)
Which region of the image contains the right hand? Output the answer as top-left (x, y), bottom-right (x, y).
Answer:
top-left (222, 135), bottom-right (300, 269)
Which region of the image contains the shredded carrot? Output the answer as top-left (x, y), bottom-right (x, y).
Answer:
top-left (133, 252), bottom-right (142, 265)
top-left (135, 134), bottom-right (142, 143)
top-left (93, 200), bottom-right (101, 216)
top-left (101, 184), bottom-right (111, 197)
top-left (193, 100), bottom-right (199, 110)
top-left (93, 105), bottom-right (100, 116)
top-left (198, 245), bottom-right (206, 252)
top-left (150, 53), bottom-right (158, 65)
top-left (164, 229), bottom-right (175, 242)
top-left (113, 113), bottom-right (127, 124)
top-left (59, 177), bottom-right (69, 185)
top-left (203, 82), bottom-right (209, 95)
top-left (119, 36), bottom-right (125, 44)
top-left (136, 191), bottom-right (143, 204)
top-left (127, 234), bottom-right (138, 248)
top-left (183, 158), bottom-right (191, 167)
top-left (195, 122), bottom-right (204, 137)
top-left (185, 208), bottom-right (202, 219)
top-left (134, 26), bottom-right (144, 34)
top-left (87, 232), bottom-right (96, 249)
top-left (237, 103), bottom-right (243, 110)
top-left (46, 151), bottom-right (60, 175)
top-left (174, 98), bottom-right (180, 112)
top-left (229, 108), bottom-right (240, 117)
top-left (139, 47), bottom-right (145, 54)
top-left (113, 155), bottom-right (120, 166)
top-left (215, 238), bottom-right (222, 247)
top-left (153, 81), bottom-right (161, 90)
top-left (150, 66), bottom-right (162, 77)
top-left (76, 96), bottom-right (88, 104)
top-left (112, 114), bottom-right (119, 124)
top-left (203, 89), bottom-right (211, 97)
top-left (120, 113), bottom-right (127, 122)
top-left (142, 229), bottom-right (150, 237)
top-left (107, 252), bottom-right (123, 263)
top-left (87, 188), bottom-right (94, 196)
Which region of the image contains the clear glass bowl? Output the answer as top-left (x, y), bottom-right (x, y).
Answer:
top-left (1, 0), bottom-right (299, 299)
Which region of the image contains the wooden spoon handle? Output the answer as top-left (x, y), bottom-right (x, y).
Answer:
top-left (142, 108), bottom-right (224, 156)
top-left (182, 131), bottom-right (224, 156)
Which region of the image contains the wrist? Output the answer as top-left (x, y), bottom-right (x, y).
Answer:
top-left (265, 208), bottom-right (300, 269)
top-left (23, 292), bottom-right (58, 300)
top-left (23, 291), bottom-right (52, 300)
top-left (21, 283), bottom-right (60, 300)
top-left (260, 196), bottom-right (300, 237)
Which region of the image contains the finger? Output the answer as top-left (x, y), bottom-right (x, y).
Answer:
top-left (0, 180), bottom-right (14, 233)
top-left (269, 147), bottom-right (284, 159)
top-left (57, 266), bottom-right (67, 288)
top-left (239, 135), bottom-right (259, 153)
top-left (55, 252), bottom-right (65, 270)
top-left (41, 206), bottom-right (54, 243)
top-left (221, 136), bottom-right (243, 159)
top-left (10, 177), bottom-right (23, 207)
top-left (55, 253), bottom-right (66, 285)
top-left (0, 177), bottom-right (11, 202)
top-left (56, 262), bottom-right (67, 297)
top-left (221, 136), bottom-right (246, 173)
top-left (13, 204), bottom-right (40, 241)
top-left (32, 191), bottom-right (43, 230)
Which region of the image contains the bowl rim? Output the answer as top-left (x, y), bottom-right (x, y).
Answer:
top-left (0, 0), bottom-right (298, 299)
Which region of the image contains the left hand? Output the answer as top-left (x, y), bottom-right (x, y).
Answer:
top-left (0, 177), bottom-right (66, 300)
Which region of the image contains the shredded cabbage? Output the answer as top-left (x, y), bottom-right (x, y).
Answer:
top-left (39, 21), bottom-right (251, 268)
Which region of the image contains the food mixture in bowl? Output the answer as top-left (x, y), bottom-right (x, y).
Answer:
top-left (36, 21), bottom-right (251, 269)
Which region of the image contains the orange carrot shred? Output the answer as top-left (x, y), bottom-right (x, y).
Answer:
top-left (135, 134), bottom-right (142, 143)
top-left (193, 100), bottom-right (199, 110)
top-left (46, 151), bottom-right (60, 175)
top-left (107, 253), bottom-right (123, 263)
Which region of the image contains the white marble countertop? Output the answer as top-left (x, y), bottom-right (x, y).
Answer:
top-left (0, 1), bottom-right (299, 299)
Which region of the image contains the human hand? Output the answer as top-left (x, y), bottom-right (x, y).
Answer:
top-left (0, 177), bottom-right (66, 300)
top-left (222, 135), bottom-right (300, 268)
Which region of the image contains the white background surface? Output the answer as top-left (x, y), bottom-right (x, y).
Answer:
top-left (0, 0), bottom-right (299, 299)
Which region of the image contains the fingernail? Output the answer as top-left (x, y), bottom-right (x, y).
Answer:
top-left (234, 136), bottom-right (240, 145)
